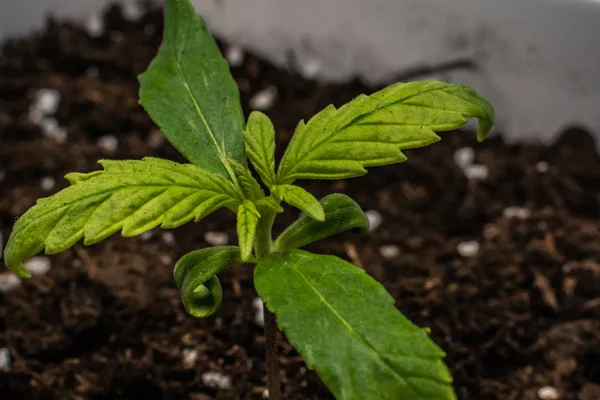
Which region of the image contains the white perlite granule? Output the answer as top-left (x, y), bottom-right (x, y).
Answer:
top-left (453, 147), bottom-right (475, 169)
top-left (204, 231), bottom-right (229, 246)
top-left (252, 297), bottom-right (265, 327)
top-left (97, 135), bottom-right (119, 153)
top-left (86, 14), bottom-right (104, 37)
top-left (201, 371), bottom-right (232, 390)
top-left (24, 256), bottom-right (51, 276)
top-left (122, 0), bottom-right (143, 22)
top-left (140, 230), bottom-right (154, 241)
top-left (33, 89), bottom-right (61, 116)
top-left (503, 206), bottom-right (531, 220)
top-left (537, 386), bottom-right (559, 400)
top-left (250, 86), bottom-right (277, 111)
top-left (0, 348), bottom-right (10, 372)
top-left (159, 255), bottom-right (172, 265)
top-left (161, 232), bottom-right (175, 246)
top-left (300, 59), bottom-right (321, 79)
top-left (40, 176), bottom-right (56, 191)
top-left (0, 274), bottom-right (21, 293)
top-left (464, 164), bottom-right (489, 181)
top-left (29, 89), bottom-right (68, 143)
top-left (147, 129), bottom-right (165, 149)
top-left (225, 45), bottom-right (244, 67)
top-left (182, 348), bottom-right (198, 368)
top-left (535, 161), bottom-right (549, 173)
top-left (365, 210), bottom-right (383, 232)
top-left (379, 244), bottom-right (400, 259)
top-left (39, 118), bottom-right (67, 143)
top-left (457, 241), bottom-right (479, 257)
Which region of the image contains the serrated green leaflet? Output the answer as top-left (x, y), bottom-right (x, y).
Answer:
top-left (138, 0), bottom-right (245, 176)
top-left (274, 193), bottom-right (369, 251)
top-left (255, 250), bottom-right (456, 400)
top-left (228, 158), bottom-right (264, 201)
top-left (174, 246), bottom-right (242, 317)
top-left (277, 80), bottom-right (494, 183)
top-left (243, 111), bottom-right (276, 188)
top-left (237, 200), bottom-right (261, 262)
top-left (272, 184), bottom-right (324, 222)
top-left (4, 158), bottom-right (239, 278)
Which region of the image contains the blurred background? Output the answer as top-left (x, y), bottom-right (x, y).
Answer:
top-left (0, 1), bottom-right (599, 400)
top-left (1, 0), bottom-right (600, 146)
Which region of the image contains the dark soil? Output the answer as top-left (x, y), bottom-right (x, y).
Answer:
top-left (1, 4), bottom-right (600, 400)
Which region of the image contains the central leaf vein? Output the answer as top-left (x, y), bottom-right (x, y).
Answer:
top-left (174, 59), bottom-right (225, 159)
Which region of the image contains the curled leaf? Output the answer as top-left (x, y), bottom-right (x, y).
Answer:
top-left (173, 246), bottom-right (242, 318)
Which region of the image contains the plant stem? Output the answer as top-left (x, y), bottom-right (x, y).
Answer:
top-left (254, 207), bottom-right (281, 399)
top-left (263, 303), bottom-right (282, 400)
top-left (254, 207), bottom-right (277, 260)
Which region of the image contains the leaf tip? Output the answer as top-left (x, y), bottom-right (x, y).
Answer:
top-left (311, 206), bottom-right (326, 222)
top-left (477, 122), bottom-right (492, 143)
top-left (476, 118), bottom-right (493, 142)
top-left (5, 260), bottom-right (32, 279)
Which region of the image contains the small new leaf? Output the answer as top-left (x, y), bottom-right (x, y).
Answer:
top-left (243, 111), bottom-right (277, 188)
top-left (4, 158), bottom-right (239, 278)
top-left (138, 0), bottom-right (245, 176)
top-left (277, 80), bottom-right (494, 183)
top-left (228, 158), bottom-right (264, 201)
top-left (272, 184), bottom-right (325, 222)
top-left (174, 246), bottom-right (242, 317)
top-left (255, 250), bottom-right (456, 400)
top-left (236, 200), bottom-right (261, 261)
top-left (256, 196), bottom-right (284, 214)
top-left (274, 193), bottom-right (368, 251)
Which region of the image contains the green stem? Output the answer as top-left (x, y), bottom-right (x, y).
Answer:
top-left (254, 208), bottom-right (277, 259)
top-left (254, 207), bottom-right (281, 400)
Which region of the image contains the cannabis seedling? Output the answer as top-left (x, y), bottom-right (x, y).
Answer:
top-left (4, 0), bottom-right (494, 398)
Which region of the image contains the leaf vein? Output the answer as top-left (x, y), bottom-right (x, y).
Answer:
top-left (173, 58), bottom-right (225, 159)
top-left (280, 255), bottom-right (441, 395)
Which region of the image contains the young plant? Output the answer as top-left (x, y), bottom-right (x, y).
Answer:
top-left (3, 0), bottom-right (494, 398)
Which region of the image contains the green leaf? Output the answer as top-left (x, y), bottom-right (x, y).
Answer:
top-left (174, 246), bottom-right (242, 317)
top-left (272, 184), bottom-right (325, 222)
top-left (243, 111), bottom-right (276, 187)
top-left (256, 196), bottom-right (284, 214)
top-left (255, 250), bottom-right (456, 400)
top-left (138, 0), bottom-right (245, 176)
top-left (236, 200), bottom-right (261, 262)
top-left (4, 158), bottom-right (239, 278)
top-left (274, 193), bottom-right (368, 251)
top-left (277, 80), bottom-right (494, 183)
top-left (228, 158), bottom-right (264, 201)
